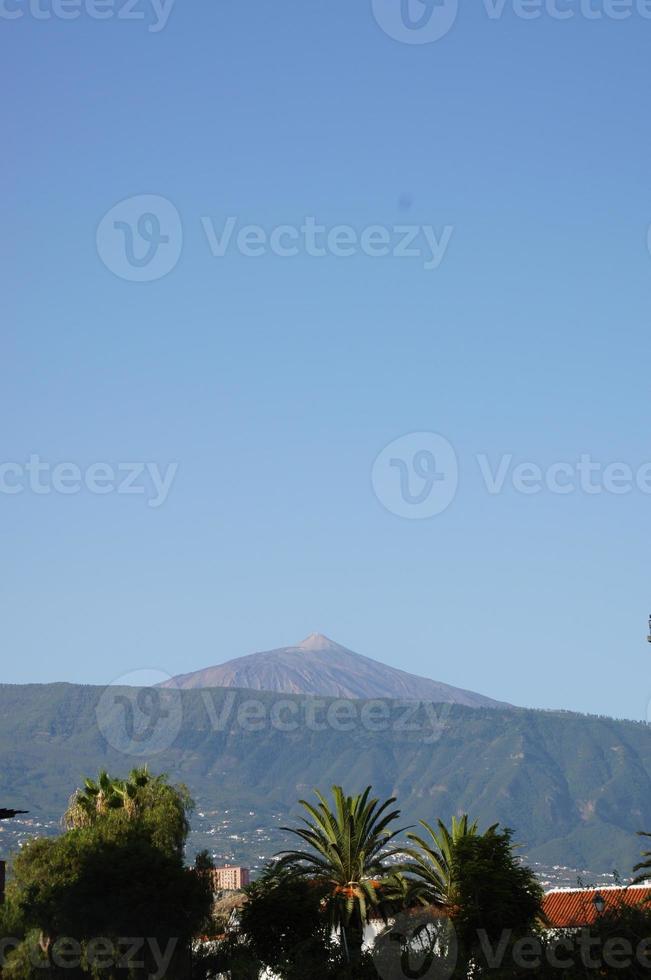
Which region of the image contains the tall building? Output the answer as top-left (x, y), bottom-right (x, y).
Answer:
top-left (211, 866), bottom-right (250, 891)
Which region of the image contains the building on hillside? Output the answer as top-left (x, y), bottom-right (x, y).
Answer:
top-left (543, 885), bottom-right (651, 928)
top-left (210, 866), bottom-right (250, 892)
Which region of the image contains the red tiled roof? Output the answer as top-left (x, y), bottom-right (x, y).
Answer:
top-left (542, 886), bottom-right (651, 928)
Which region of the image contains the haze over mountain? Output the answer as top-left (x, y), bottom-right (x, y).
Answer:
top-left (161, 632), bottom-right (510, 709)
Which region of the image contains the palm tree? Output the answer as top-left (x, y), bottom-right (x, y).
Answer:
top-left (112, 766), bottom-right (151, 819)
top-left (64, 767), bottom-right (151, 829)
top-left (402, 814), bottom-right (496, 908)
top-left (64, 770), bottom-right (121, 828)
top-left (275, 785), bottom-right (406, 966)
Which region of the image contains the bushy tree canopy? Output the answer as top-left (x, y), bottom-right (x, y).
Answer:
top-left (1, 770), bottom-right (210, 980)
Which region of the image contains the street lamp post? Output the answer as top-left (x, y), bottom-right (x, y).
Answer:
top-left (593, 892), bottom-right (606, 916)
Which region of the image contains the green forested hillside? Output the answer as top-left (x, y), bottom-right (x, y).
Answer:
top-left (0, 683), bottom-right (649, 875)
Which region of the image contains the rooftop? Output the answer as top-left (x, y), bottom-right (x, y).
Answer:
top-left (543, 885), bottom-right (651, 928)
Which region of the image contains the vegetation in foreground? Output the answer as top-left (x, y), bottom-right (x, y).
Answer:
top-left (3, 774), bottom-right (651, 978)
top-left (0, 769), bottom-right (212, 979)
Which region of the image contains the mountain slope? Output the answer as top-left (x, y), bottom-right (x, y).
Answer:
top-left (161, 633), bottom-right (509, 709)
top-left (1, 683), bottom-right (650, 876)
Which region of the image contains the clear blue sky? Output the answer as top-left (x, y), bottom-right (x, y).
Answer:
top-left (4, 0), bottom-right (651, 720)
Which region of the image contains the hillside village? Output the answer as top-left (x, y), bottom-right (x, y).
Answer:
top-left (0, 806), bottom-right (626, 892)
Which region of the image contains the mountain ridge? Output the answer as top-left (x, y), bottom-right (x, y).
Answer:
top-left (0, 683), bottom-right (649, 876)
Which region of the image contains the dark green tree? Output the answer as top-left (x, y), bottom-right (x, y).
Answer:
top-left (237, 864), bottom-right (333, 977)
top-left (450, 827), bottom-right (543, 976)
top-left (193, 849), bottom-right (215, 873)
top-left (64, 768), bottom-right (190, 857)
top-left (1, 771), bottom-right (210, 979)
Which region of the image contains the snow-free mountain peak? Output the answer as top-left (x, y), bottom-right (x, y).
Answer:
top-left (161, 634), bottom-right (511, 709)
top-left (296, 632), bottom-right (341, 652)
